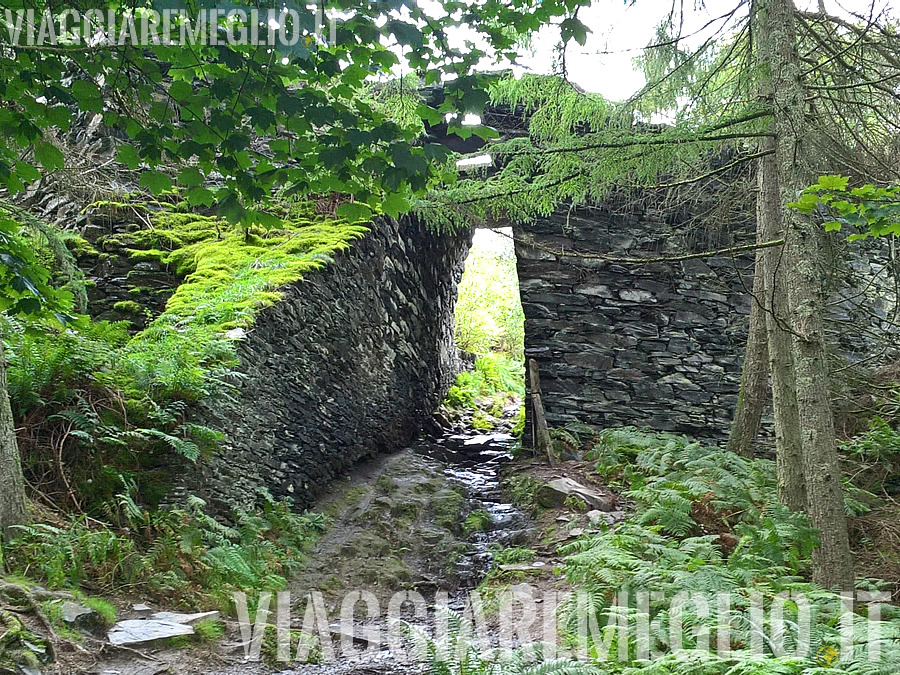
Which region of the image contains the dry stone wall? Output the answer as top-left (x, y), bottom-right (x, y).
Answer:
top-left (515, 203), bottom-right (755, 441)
top-left (72, 211), bottom-right (471, 511)
top-left (188, 216), bottom-right (471, 511)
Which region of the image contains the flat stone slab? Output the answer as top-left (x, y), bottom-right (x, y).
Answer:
top-left (537, 477), bottom-right (616, 511)
top-left (107, 619), bottom-right (194, 646)
top-left (150, 610), bottom-right (219, 625)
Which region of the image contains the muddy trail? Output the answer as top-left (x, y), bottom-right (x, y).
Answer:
top-left (88, 406), bottom-right (596, 675)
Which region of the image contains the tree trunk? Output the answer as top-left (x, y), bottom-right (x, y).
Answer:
top-left (757, 140), bottom-right (807, 513)
top-left (0, 330), bottom-right (27, 544)
top-left (766, 0), bottom-right (854, 590)
top-left (727, 248), bottom-right (769, 459)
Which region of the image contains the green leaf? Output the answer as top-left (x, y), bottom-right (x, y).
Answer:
top-left (416, 104), bottom-right (443, 126)
top-left (116, 145), bottom-right (141, 170)
top-left (815, 174), bottom-right (849, 191)
top-left (823, 220), bottom-right (842, 232)
top-left (34, 142), bottom-right (64, 171)
top-left (336, 202), bottom-right (373, 223)
top-left (381, 192), bottom-right (410, 218)
top-left (787, 193), bottom-right (820, 213)
top-left (470, 125), bottom-right (500, 141)
top-left (71, 80), bottom-right (101, 106)
top-left (386, 20), bottom-right (423, 48)
top-left (177, 167), bottom-right (204, 187)
top-left (185, 187), bottom-right (216, 207)
top-left (139, 170), bottom-right (173, 194)
top-left (560, 17), bottom-right (590, 46)
top-left (168, 80), bottom-right (194, 100)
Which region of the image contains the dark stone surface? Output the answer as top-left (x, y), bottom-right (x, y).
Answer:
top-left (515, 203), bottom-right (755, 442)
top-left (514, 202), bottom-right (898, 444)
top-left (183, 216), bottom-right (472, 510)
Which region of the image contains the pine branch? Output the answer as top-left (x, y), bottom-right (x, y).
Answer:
top-left (508, 230), bottom-right (784, 264)
top-left (624, 148), bottom-right (773, 190)
top-left (496, 130), bottom-right (774, 158)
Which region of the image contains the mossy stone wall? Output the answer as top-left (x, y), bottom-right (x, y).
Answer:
top-left (180, 216), bottom-right (471, 511)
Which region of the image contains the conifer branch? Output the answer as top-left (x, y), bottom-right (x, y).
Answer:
top-left (495, 130), bottom-right (774, 158)
top-left (508, 231), bottom-right (784, 264)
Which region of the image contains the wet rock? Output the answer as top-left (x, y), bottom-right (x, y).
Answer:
top-left (537, 477), bottom-right (617, 511)
top-left (456, 433), bottom-right (516, 452)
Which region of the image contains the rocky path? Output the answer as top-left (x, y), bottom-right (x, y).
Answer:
top-left (87, 414), bottom-right (535, 675)
top-left (85, 404), bottom-right (624, 675)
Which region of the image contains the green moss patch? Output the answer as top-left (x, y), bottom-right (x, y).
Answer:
top-left (111, 206), bottom-right (368, 402)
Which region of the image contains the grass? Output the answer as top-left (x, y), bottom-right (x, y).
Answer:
top-left (193, 618), bottom-right (225, 642)
top-left (81, 597), bottom-right (117, 628)
top-left (463, 509), bottom-right (493, 534)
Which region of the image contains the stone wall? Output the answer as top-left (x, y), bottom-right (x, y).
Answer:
top-left (514, 201), bottom-right (899, 443)
top-left (515, 203), bottom-right (755, 441)
top-left (186, 216), bottom-right (471, 511)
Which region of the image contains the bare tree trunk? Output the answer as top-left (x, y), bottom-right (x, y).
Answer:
top-left (757, 140), bottom-right (807, 513)
top-left (0, 331), bottom-right (27, 543)
top-left (767, 0), bottom-right (854, 590)
top-left (727, 250), bottom-right (769, 458)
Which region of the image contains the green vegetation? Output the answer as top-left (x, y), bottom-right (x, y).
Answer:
top-left (114, 206), bottom-right (367, 403)
top-left (81, 597), bottom-right (118, 628)
top-left (112, 300), bottom-right (143, 314)
top-left (192, 618), bottom-right (226, 643)
top-left (5, 493), bottom-right (325, 610)
top-left (463, 509), bottom-right (493, 534)
top-left (492, 546), bottom-right (536, 566)
top-left (261, 624), bottom-right (322, 667)
top-left (431, 488), bottom-right (467, 533)
top-left (549, 429), bottom-right (895, 673)
top-left (422, 428), bottom-right (900, 673)
top-left (407, 610), bottom-right (600, 675)
top-left (0, 206), bottom-right (359, 616)
top-left (504, 474), bottom-right (542, 516)
top-left (446, 355), bottom-right (526, 409)
top-left (454, 232), bottom-right (524, 359)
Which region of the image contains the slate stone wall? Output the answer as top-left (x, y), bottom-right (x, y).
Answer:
top-left (515, 203), bottom-right (756, 441)
top-left (187, 216), bottom-right (472, 511)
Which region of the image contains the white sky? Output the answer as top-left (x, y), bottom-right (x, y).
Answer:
top-left (512, 0), bottom-right (893, 100)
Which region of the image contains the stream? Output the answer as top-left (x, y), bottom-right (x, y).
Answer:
top-left (273, 418), bottom-right (535, 675)
top-left (414, 431), bottom-right (531, 589)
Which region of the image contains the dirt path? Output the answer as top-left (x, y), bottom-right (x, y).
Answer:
top-left (82, 414), bottom-right (624, 675)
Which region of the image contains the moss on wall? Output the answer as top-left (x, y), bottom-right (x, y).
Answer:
top-left (96, 203), bottom-right (368, 402)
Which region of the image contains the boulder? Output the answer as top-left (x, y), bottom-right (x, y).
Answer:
top-left (61, 601), bottom-right (101, 632)
top-left (537, 477), bottom-right (616, 511)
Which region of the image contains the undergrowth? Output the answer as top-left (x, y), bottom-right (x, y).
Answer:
top-left (445, 354), bottom-right (525, 409)
top-left (3, 203), bottom-right (355, 612)
top-left (5, 489), bottom-right (326, 611)
top-left (554, 429), bottom-right (900, 673)
top-left (425, 429), bottom-right (900, 674)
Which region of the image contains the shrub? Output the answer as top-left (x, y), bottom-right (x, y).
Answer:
top-left (444, 354), bottom-right (525, 410)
